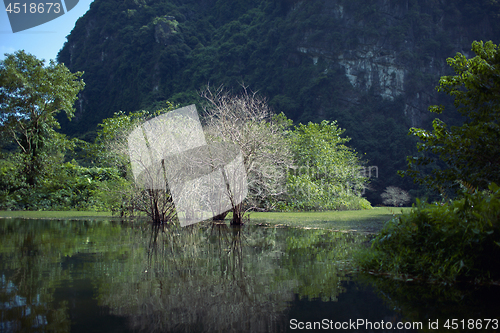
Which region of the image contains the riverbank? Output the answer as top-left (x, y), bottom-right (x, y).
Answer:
top-left (0, 210), bottom-right (116, 219)
top-left (0, 207), bottom-right (409, 232)
top-left (246, 207), bottom-right (409, 232)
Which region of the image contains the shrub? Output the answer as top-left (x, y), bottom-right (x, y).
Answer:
top-left (0, 159), bottom-right (130, 211)
top-left (357, 183), bottom-right (500, 283)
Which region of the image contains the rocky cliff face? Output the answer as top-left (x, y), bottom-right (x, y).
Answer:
top-left (286, 0), bottom-right (499, 128)
top-left (296, 3), bottom-right (406, 103)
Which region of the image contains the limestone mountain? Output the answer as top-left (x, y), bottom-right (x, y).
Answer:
top-left (57, 0), bottom-right (500, 203)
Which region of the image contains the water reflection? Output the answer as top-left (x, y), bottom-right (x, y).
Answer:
top-left (0, 220), bottom-right (76, 332)
top-left (97, 223), bottom-right (297, 332)
top-left (357, 274), bottom-right (500, 332)
top-left (2, 219), bottom-right (497, 332)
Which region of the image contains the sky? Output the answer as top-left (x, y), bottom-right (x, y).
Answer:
top-left (0, 0), bottom-right (94, 63)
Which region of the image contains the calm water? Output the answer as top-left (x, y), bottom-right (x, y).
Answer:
top-left (1, 219), bottom-right (499, 332)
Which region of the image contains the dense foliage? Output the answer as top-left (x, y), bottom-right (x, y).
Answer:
top-left (358, 183), bottom-right (500, 282)
top-left (93, 89), bottom-right (371, 218)
top-left (0, 52), bottom-right (136, 212)
top-left (402, 41), bottom-right (500, 193)
top-left (0, 155), bottom-right (128, 211)
top-left (0, 62), bottom-right (370, 215)
top-left (283, 120), bottom-right (371, 211)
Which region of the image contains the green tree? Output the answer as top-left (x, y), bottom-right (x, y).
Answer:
top-left (401, 41), bottom-right (500, 192)
top-left (91, 103), bottom-right (178, 220)
top-left (285, 120), bottom-right (371, 211)
top-left (0, 50), bottom-right (85, 186)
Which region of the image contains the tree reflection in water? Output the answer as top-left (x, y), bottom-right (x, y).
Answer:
top-left (97, 223), bottom-right (298, 332)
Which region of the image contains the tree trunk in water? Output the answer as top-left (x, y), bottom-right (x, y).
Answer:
top-left (230, 203), bottom-right (244, 225)
top-left (149, 189), bottom-right (162, 223)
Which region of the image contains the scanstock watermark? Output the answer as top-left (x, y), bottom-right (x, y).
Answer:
top-left (3, 0), bottom-right (79, 32)
top-left (287, 164), bottom-right (378, 196)
top-left (290, 318), bottom-right (499, 330)
top-left (290, 318), bottom-right (423, 331)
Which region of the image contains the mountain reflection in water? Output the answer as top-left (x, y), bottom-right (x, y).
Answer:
top-left (1, 219), bottom-right (499, 332)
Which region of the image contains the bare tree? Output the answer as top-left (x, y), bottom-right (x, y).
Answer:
top-left (200, 85), bottom-right (292, 224)
top-left (381, 186), bottom-right (411, 207)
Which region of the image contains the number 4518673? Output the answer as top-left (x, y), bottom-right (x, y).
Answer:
top-left (444, 319), bottom-right (499, 330)
top-left (5, 2), bottom-right (61, 14)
